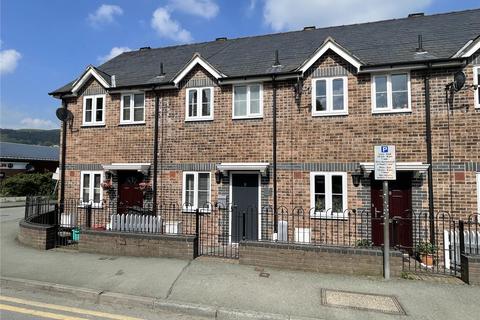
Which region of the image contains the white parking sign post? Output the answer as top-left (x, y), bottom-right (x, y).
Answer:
top-left (374, 145), bottom-right (396, 280)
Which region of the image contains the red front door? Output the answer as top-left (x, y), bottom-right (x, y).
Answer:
top-left (117, 171), bottom-right (144, 214)
top-left (371, 172), bottom-right (413, 250)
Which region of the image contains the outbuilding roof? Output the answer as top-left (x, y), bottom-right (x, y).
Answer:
top-left (50, 9), bottom-right (480, 95)
top-left (0, 142), bottom-right (59, 162)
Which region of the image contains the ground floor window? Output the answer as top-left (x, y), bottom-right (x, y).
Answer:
top-left (310, 172), bottom-right (348, 219)
top-left (477, 172), bottom-right (480, 215)
top-left (80, 171), bottom-right (103, 206)
top-left (182, 172), bottom-right (211, 211)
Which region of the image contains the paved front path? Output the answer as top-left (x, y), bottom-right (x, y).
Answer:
top-left (1, 206), bottom-right (479, 319)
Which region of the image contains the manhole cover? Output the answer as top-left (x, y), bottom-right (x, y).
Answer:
top-left (321, 289), bottom-right (406, 315)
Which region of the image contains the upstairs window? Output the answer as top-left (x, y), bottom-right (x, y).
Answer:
top-left (80, 171), bottom-right (103, 206)
top-left (121, 93), bottom-right (145, 124)
top-left (182, 172), bottom-right (211, 211)
top-left (186, 87), bottom-right (213, 121)
top-left (83, 94), bottom-right (105, 126)
top-left (310, 172), bottom-right (348, 219)
top-left (372, 73), bottom-right (411, 113)
top-left (312, 77), bottom-right (348, 116)
top-left (474, 67), bottom-right (479, 109)
top-left (233, 84), bottom-right (263, 119)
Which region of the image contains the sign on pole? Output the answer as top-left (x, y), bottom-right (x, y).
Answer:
top-left (374, 145), bottom-right (396, 181)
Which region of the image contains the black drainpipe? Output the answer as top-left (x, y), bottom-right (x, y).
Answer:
top-left (59, 99), bottom-right (68, 216)
top-left (424, 64), bottom-right (435, 244)
top-left (272, 75), bottom-right (278, 233)
top-left (152, 90), bottom-right (160, 214)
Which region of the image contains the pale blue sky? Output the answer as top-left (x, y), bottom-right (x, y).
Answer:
top-left (1, 0), bottom-right (478, 129)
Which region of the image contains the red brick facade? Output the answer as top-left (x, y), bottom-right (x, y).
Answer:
top-left (61, 50), bottom-right (479, 225)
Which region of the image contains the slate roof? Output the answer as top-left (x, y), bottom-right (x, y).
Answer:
top-left (51, 9), bottom-right (480, 95)
top-left (0, 142), bottom-right (59, 161)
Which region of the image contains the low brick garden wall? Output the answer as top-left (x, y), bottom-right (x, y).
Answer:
top-left (78, 230), bottom-right (198, 260)
top-left (239, 241), bottom-right (403, 277)
top-left (461, 254), bottom-right (480, 285)
top-left (18, 219), bottom-right (56, 250)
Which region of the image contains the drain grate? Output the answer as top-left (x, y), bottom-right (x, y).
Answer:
top-left (321, 289), bottom-right (406, 315)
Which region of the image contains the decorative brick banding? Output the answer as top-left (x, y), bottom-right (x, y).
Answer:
top-left (239, 241), bottom-right (403, 277)
top-left (78, 230), bottom-right (197, 260)
top-left (18, 219), bottom-right (56, 250)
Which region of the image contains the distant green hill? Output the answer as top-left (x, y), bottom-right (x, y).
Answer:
top-left (0, 129), bottom-right (60, 146)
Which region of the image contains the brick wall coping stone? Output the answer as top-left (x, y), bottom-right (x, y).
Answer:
top-left (81, 229), bottom-right (196, 242)
top-left (19, 219), bottom-right (55, 231)
top-left (240, 241), bottom-right (403, 257)
top-left (462, 254), bottom-right (480, 262)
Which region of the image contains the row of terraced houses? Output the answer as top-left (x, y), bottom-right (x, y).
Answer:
top-left (49, 10), bottom-right (480, 259)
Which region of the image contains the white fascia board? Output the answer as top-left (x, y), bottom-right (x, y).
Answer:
top-left (451, 38), bottom-right (480, 58)
top-left (298, 40), bottom-right (363, 74)
top-left (102, 163), bottom-right (151, 173)
top-left (217, 162), bottom-right (270, 173)
top-left (71, 67), bottom-right (111, 93)
top-left (173, 55), bottom-right (225, 86)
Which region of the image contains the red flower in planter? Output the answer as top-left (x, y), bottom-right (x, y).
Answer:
top-left (138, 181), bottom-right (152, 191)
top-left (101, 180), bottom-right (113, 190)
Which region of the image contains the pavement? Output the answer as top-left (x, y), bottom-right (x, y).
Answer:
top-left (1, 206), bottom-right (480, 320)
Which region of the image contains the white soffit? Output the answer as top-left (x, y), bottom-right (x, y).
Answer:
top-left (217, 162), bottom-right (270, 173)
top-left (102, 163), bottom-right (151, 173)
top-left (298, 38), bottom-right (363, 74)
top-left (360, 162), bottom-right (430, 172)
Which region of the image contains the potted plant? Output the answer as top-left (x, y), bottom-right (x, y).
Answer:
top-left (101, 179), bottom-right (113, 190)
top-left (417, 241), bottom-right (436, 267)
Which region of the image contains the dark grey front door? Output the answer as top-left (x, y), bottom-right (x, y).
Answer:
top-left (231, 173), bottom-right (259, 242)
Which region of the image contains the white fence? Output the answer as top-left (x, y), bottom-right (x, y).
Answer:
top-left (106, 214), bottom-right (182, 234)
top-left (444, 230), bottom-right (480, 269)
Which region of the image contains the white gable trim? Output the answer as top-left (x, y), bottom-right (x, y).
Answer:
top-left (172, 54), bottom-right (225, 86)
top-left (71, 67), bottom-right (111, 93)
top-left (298, 39), bottom-right (363, 74)
top-left (452, 38), bottom-right (480, 58)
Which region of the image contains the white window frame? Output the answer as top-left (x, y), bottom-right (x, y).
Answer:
top-left (232, 83), bottom-right (263, 119)
top-left (310, 172), bottom-right (348, 219)
top-left (185, 87), bottom-right (214, 121)
top-left (80, 171), bottom-right (103, 207)
top-left (120, 92), bottom-right (145, 124)
top-left (82, 94), bottom-right (106, 126)
top-left (477, 172), bottom-right (480, 216)
top-left (474, 66), bottom-right (479, 109)
top-left (182, 171), bottom-right (211, 212)
top-left (311, 77), bottom-right (348, 116)
top-left (371, 73), bottom-right (412, 114)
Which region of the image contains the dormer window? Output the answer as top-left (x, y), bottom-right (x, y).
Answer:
top-left (185, 87), bottom-right (213, 121)
top-left (83, 94), bottom-right (105, 126)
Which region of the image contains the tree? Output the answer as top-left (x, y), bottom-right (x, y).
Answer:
top-left (0, 173), bottom-right (55, 197)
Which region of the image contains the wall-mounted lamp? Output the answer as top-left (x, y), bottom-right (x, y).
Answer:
top-left (351, 168), bottom-right (363, 187)
top-left (215, 170), bottom-right (223, 184)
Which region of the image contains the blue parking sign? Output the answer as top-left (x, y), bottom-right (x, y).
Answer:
top-left (381, 146), bottom-right (388, 153)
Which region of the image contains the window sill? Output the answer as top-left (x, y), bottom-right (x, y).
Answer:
top-left (78, 204), bottom-right (103, 209)
top-left (372, 109), bottom-right (412, 115)
top-left (310, 212), bottom-right (348, 220)
top-left (312, 111), bottom-right (348, 117)
top-left (232, 115), bottom-right (263, 120)
top-left (182, 208), bottom-right (211, 214)
top-left (119, 121), bottom-right (146, 126)
top-left (81, 123), bottom-right (105, 128)
top-left (185, 118), bottom-right (214, 122)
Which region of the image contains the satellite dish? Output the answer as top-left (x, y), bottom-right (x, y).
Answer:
top-left (55, 108), bottom-right (73, 121)
top-left (452, 71), bottom-right (466, 92)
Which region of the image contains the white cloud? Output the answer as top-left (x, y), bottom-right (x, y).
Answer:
top-left (168, 0), bottom-right (219, 19)
top-left (262, 0), bottom-right (432, 31)
top-left (151, 8), bottom-right (193, 43)
top-left (20, 117), bottom-right (58, 129)
top-left (0, 49), bottom-right (21, 75)
top-left (98, 46), bottom-right (131, 63)
top-left (88, 4), bottom-right (123, 26)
